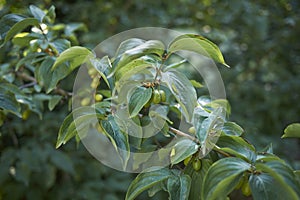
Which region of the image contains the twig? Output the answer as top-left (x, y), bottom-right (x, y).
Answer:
top-left (169, 127), bottom-right (199, 143)
top-left (213, 145), bottom-right (232, 157)
top-left (15, 72), bottom-right (72, 97)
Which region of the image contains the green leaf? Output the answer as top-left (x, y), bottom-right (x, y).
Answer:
top-left (49, 39), bottom-right (71, 54)
top-left (44, 5), bottom-right (56, 23)
top-left (221, 122), bottom-right (244, 136)
top-left (29, 5), bottom-right (46, 22)
top-left (168, 34), bottom-right (229, 67)
top-left (126, 168), bottom-right (172, 200)
top-left (48, 95), bottom-right (62, 111)
top-left (161, 69), bottom-right (197, 122)
top-left (115, 40), bottom-right (165, 69)
top-left (89, 56), bottom-right (111, 88)
top-left (202, 157), bottom-right (251, 200)
top-left (12, 32), bottom-right (42, 47)
top-left (190, 80), bottom-right (203, 88)
top-left (0, 88), bottom-right (21, 117)
top-left (101, 115), bottom-right (130, 168)
top-left (1, 18), bottom-right (39, 47)
top-left (64, 23), bottom-right (87, 36)
top-left (184, 159), bottom-right (212, 200)
top-left (252, 161), bottom-right (300, 200)
top-left (50, 150), bottom-right (75, 175)
top-left (282, 123), bottom-right (300, 138)
top-left (56, 106), bottom-right (105, 148)
top-left (114, 56), bottom-right (156, 81)
top-left (0, 14), bottom-right (25, 37)
top-left (128, 87), bottom-right (152, 118)
top-left (163, 59), bottom-right (187, 71)
top-left (167, 172), bottom-right (191, 200)
top-left (114, 38), bottom-right (145, 59)
top-left (170, 138), bottom-right (199, 165)
top-left (52, 46), bottom-right (94, 70)
top-left (216, 135), bottom-right (256, 162)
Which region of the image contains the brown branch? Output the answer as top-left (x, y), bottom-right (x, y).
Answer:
top-left (169, 127), bottom-right (199, 143)
top-left (213, 145), bottom-right (232, 157)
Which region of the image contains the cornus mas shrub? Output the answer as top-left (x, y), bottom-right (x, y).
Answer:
top-left (1, 5), bottom-right (300, 200)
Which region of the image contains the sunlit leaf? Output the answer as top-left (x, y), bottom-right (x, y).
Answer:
top-left (282, 123), bottom-right (300, 138)
top-left (52, 46), bottom-right (94, 70)
top-left (168, 34), bottom-right (229, 67)
top-left (1, 17), bottom-right (39, 47)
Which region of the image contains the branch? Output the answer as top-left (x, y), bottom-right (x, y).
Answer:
top-left (169, 127), bottom-right (199, 143)
top-left (15, 72), bottom-right (72, 97)
top-left (213, 145), bottom-right (232, 157)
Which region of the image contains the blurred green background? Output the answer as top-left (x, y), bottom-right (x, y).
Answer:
top-left (0, 0), bottom-right (299, 199)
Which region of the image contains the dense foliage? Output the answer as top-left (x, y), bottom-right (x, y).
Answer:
top-left (0, 1), bottom-right (299, 200)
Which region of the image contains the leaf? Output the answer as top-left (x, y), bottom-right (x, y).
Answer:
top-left (0, 14), bottom-right (26, 38)
top-left (114, 38), bottom-right (145, 59)
top-left (163, 59), bottom-right (187, 71)
top-left (125, 168), bottom-right (172, 200)
top-left (1, 18), bottom-right (39, 47)
top-left (249, 172), bottom-right (297, 200)
top-left (195, 107), bottom-right (225, 156)
top-left (161, 69), bottom-right (197, 122)
top-left (170, 138), bottom-right (199, 165)
top-left (128, 87), bottom-right (152, 118)
top-left (168, 34), bottom-right (229, 67)
top-left (282, 123), bottom-right (300, 138)
top-left (114, 56), bottom-right (156, 81)
top-left (221, 122), bottom-right (244, 136)
top-left (202, 157), bottom-right (251, 200)
top-left (101, 115), bottom-right (130, 168)
top-left (190, 80), bottom-right (203, 88)
top-left (184, 159), bottom-right (212, 200)
top-left (167, 172), bottom-right (191, 200)
top-left (0, 88), bottom-right (21, 117)
top-left (216, 135), bottom-right (256, 162)
top-left (89, 56), bottom-right (111, 88)
top-left (48, 95), bottom-right (62, 111)
top-left (12, 32), bottom-right (42, 47)
top-left (56, 106), bottom-right (105, 148)
top-left (44, 5), bottom-right (56, 23)
top-left (115, 40), bottom-right (165, 69)
top-left (49, 39), bottom-right (71, 54)
top-left (64, 23), bottom-right (87, 36)
top-left (52, 46), bottom-right (94, 70)
top-left (50, 150), bottom-right (75, 175)
top-left (252, 161), bottom-right (300, 200)
top-left (29, 5), bottom-right (45, 22)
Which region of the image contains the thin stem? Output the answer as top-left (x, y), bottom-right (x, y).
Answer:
top-left (169, 127), bottom-right (199, 143)
top-left (15, 72), bottom-right (72, 97)
top-left (213, 145), bottom-right (232, 157)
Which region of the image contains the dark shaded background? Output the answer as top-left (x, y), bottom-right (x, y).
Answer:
top-left (0, 0), bottom-right (299, 199)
